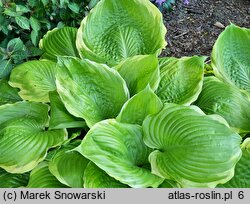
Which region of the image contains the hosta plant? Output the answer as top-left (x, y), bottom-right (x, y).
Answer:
top-left (0, 0), bottom-right (249, 188)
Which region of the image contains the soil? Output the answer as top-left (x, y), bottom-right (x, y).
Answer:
top-left (161, 0), bottom-right (250, 58)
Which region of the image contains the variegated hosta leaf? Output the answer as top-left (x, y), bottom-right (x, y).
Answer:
top-left (0, 101), bottom-right (48, 124)
top-left (0, 79), bottom-right (21, 105)
top-left (39, 27), bottom-right (80, 61)
top-left (48, 140), bottom-right (89, 188)
top-left (195, 77), bottom-right (250, 133)
top-left (9, 60), bottom-right (57, 102)
top-left (211, 24), bottom-right (250, 93)
top-left (117, 86), bottom-right (163, 125)
top-left (115, 55), bottom-right (160, 96)
top-left (0, 102), bottom-right (67, 173)
top-left (143, 103), bottom-right (242, 188)
top-left (217, 138), bottom-right (250, 188)
top-left (84, 162), bottom-right (129, 188)
top-left (0, 168), bottom-right (29, 188)
top-left (49, 91), bottom-right (86, 129)
top-left (56, 57), bottom-right (129, 127)
top-left (27, 162), bottom-right (67, 188)
top-left (76, 0), bottom-right (167, 66)
top-left (156, 56), bottom-right (205, 105)
top-left (76, 119), bottom-right (164, 188)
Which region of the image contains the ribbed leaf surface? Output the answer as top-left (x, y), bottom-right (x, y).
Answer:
top-left (212, 24), bottom-right (250, 93)
top-left (76, 119), bottom-right (164, 188)
top-left (56, 57), bottom-right (129, 127)
top-left (143, 104), bottom-right (242, 187)
top-left (0, 168), bottom-right (29, 187)
top-left (117, 86), bottom-right (163, 125)
top-left (0, 102), bottom-right (67, 173)
top-left (156, 56), bottom-right (205, 105)
top-left (218, 139), bottom-right (250, 188)
top-left (195, 77), bottom-right (250, 133)
top-left (84, 162), bottom-right (129, 188)
top-left (9, 60), bottom-right (57, 102)
top-left (27, 162), bottom-right (67, 188)
top-left (49, 91), bottom-right (85, 129)
top-left (49, 140), bottom-right (89, 188)
top-left (40, 27), bottom-right (79, 61)
top-left (76, 0), bottom-right (166, 66)
top-left (115, 55), bottom-right (160, 96)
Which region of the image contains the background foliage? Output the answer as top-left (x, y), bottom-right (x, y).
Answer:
top-left (0, 0), bottom-right (99, 79)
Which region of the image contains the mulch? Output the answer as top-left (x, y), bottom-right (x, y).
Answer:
top-left (161, 0), bottom-right (250, 58)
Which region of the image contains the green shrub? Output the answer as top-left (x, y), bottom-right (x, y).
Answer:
top-left (0, 0), bottom-right (98, 78)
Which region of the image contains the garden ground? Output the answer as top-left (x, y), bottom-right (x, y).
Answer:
top-left (161, 0), bottom-right (250, 58)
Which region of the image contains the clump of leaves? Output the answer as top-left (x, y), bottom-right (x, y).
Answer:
top-left (151, 0), bottom-right (176, 11)
top-left (0, 0), bottom-right (250, 188)
top-left (0, 0), bottom-right (96, 79)
top-left (150, 0), bottom-right (189, 12)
